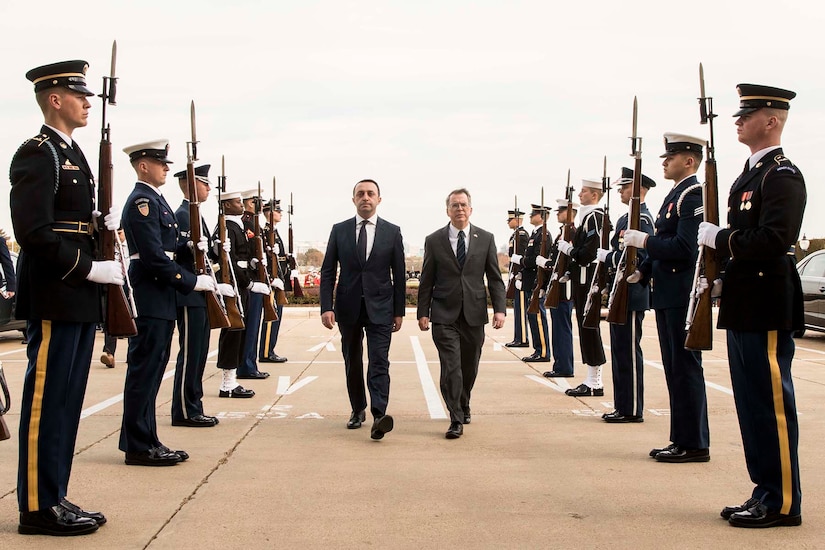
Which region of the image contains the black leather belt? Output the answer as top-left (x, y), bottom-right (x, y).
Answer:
top-left (53, 221), bottom-right (93, 235)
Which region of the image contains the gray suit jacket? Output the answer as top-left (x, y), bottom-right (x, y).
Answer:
top-left (416, 223), bottom-right (506, 326)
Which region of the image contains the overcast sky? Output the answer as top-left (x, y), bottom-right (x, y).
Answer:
top-left (1, 1), bottom-right (822, 255)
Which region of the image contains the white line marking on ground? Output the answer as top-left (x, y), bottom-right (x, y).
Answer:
top-left (410, 336), bottom-right (448, 419)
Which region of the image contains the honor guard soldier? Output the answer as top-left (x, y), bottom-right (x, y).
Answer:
top-left (505, 209), bottom-right (530, 348)
top-left (510, 204), bottom-right (551, 362)
top-left (171, 164), bottom-right (220, 427)
top-left (237, 189), bottom-right (270, 379)
top-left (259, 199), bottom-right (289, 363)
top-left (560, 180), bottom-right (607, 396)
top-left (624, 133), bottom-right (709, 462)
top-left (698, 84), bottom-right (804, 528)
top-left (599, 168), bottom-right (655, 422)
top-left (12, 59), bottom-right (122, 536)
top-left (119, 140), bottom-right (217, 466)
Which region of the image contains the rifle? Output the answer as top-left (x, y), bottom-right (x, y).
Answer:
top-left (505, 195), bottom-right (521, 300)
top-left (606, 97), bottom-right (642, 325)
top-left (545, 173), bottom-right (575, 309)
top-left (288, 192), bottom-right (304, 298)
top-left (268, 176), bottom-right (288, 306)
top-left (97, 40), bottom-right (137, 337)
top-left (582, 156), bottom-right (611, 328)
top-left (685, 63), bottom-right (719, 350)
top-left (253, 180), bottom-right (279, 322)
top-left (527, 188), bottom-right (547, 314)
top-left (187, 101), bottom-right (230, 329)
top-left (217, 156), bottom-right (244, 329)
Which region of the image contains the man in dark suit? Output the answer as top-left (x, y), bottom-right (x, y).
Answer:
top-left (120, 140), bottom-right (216, 466)
top-left (320, 179), bottom-right (406, 440)
top-left (0, 230), bottom-right (16, 298)
top-left (699, 84), bottom-right (804, 528)
top-left (417, 188), bottom-right (507, 439)
top-left (624, 133), bottom-right (709, 463)
top-left (11, 60), bottom-right (123, 536)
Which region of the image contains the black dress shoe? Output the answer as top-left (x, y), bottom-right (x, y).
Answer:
top-left (259, 354), bottom-right (288, 363)
top-left (236, 371), bottom-right (270, 379)
top-left (158, 445), bottom-right (189, 462)
top-left (602, 411), bottom-right (644, 423)
top-left (565, 383), bottom-right (604, 397)
top-left (649, 442), bottom-right (677, 458)
top-left (371, 415), bottom-right (394, 440)
top-left (543, 370), bottom-right (573, 378)
top-left (124, 447), bottom-right (180, 467)
top-left (60, 498), bottom-right (106, 526)
top-left (505, 341), bottom-right (529, 348)
top-left (347, 410), bottom-right (366, 429)
top-left (721, 497), bottom-right (760, 520)
top-left (19, 506), bottom-right (99, 536)
top-left (530, 356), bottom-right (552, 362)
top-left (521, 353), bottom-right (539, 362)
top-left (172, 414), bottom-right (218, 427)
top-left (202, 414), bottom-right (220, 425)
top-left (463, 413), bottom-right (471, 425)
top-left (654, 445), bottom-right (710, 463)
top-left (219, 385), bottom-right (255, 398)
top-left (445, 421), bottom-right (463, 439)
top-left (728, 502), bottom-right (802, 528)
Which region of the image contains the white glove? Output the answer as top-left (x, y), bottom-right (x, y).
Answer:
top-left (596, 248), bottom-right (610, 263)
top-left (250, 257), bottom-right (259, 269)
top-left (535, 255), bottom-right (550, 268)
top-left (698, 221), bottom-right (721, 249)
top-left (249, 281), bottom-right (270, 295)
top-left (196, 236), bottom-right (209, 253)
top-left (623, 229), bottom-right (648, 249)
top-left (557, 241), bottom-right (573, 256)
top-left (217, 283), bottom-right (236, 297)
top-left (222, 239), bottom-right (232, 253)
top-left (515, 280), bottom-right (522, 290)
top-left (510, 254), bottom-right (523, 266)
top-left (626, 270), bottom-right (642, 284)
top-left (271, 278), bottom-right (285, 290)
top-left (697, 276), bottom-right (723, 298)
top-left (194, 274), bottom-right (217, 292)
top-left (559, 272), bottom-right (570, 283)
top-left (103, 205), bottom-right (121, 231)
top-left (86, 260), bottom-right (124, 285)
top-left (260, 255), bottom-right (268, 267)
top-left (290, 269), bottom-right (300, 280)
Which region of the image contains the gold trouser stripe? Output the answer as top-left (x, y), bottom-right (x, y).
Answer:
top-left (767, 330), bottom-right (793, 515)
top-left (262, 319), bottom-right (272, 352)
top-left (27, 321), bottom-right (52, 511)
top-left (535, 311), bottom-right (548, 355)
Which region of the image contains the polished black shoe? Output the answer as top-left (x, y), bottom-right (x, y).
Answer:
top-left (505, 341), bottom-right (529, 348)
top-left (124, 447), bottom-right (181, 467)
top-left (603, 412), bottom-right (644, 423)
top-left (728, 502), bottom-right (802, 528)
top-left (219, 386), bottom-right (255, 398)
top-left (347, 410), bottom-right (366, 429)
top-left (19, 506), bottom-right (99, 536)
top-left (565, 383), bottom-right (604, 397)
top-left (259, 354), bottom-right (288, 363)
top-left (172, 414), bottom-right (218, 427)
top-left (158, 445), bottom-right (189, 462)
top-left (649, 442), bottom-right (677, 458)
top-left (236, 371), bottom-right (270, 379)
top-left (371, 415), bottom-right (394, 440)
top-left (543, 370), bottom-right (573, 378)
top-left (521, 353), bottom-right (539, 362)
top-left (529, 356), bottom-right (552, 362)
top-left (721, 497), bottom-right (760, 520)
top-left (60, 498), bottom-right (106, 526)
top-left (202, 414), bottom-right (220, 425)
top-left (655, 445), bottom-right (710, 463)
top-left (445, 421), bottom-right (463, 439)
top-left (463, 413), bottom-right (471, 425)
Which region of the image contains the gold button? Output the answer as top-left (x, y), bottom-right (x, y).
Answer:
top-left (758, 272), bottom-right (763, 277)
top-left (672, 268), bottom-right (676, 273)
top-left (176, 274), bottom-right (182, 279)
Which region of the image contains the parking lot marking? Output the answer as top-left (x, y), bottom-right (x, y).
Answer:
top-left (275, 375), bottom-right (319, 395)
top-left (410, 336), bottom-right (448, 419)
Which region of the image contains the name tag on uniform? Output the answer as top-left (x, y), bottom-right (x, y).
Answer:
top-left (62, 159), bottom-right (80, 171)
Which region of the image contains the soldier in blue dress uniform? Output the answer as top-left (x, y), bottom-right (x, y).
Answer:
top-left (12, 59), bottom-right (123, 536)
top-left (699, 84), bottom-right (804, 528)
top-left (624, 133), bottom-right (709, 463)
top-left (505, 209), bottom-right (530, 348)
top-left (259, 199), bottom-right (289, 363)
top-left (119, 140), bottom-right (216, 466)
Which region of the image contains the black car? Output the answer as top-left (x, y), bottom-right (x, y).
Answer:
top-left (0, 250), bottom-right (26, 333)
top-left (796, 249), bottom-right (825, 336)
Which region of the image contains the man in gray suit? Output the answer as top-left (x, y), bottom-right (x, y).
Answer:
top-left (417, 188), bottom-right (506, 439)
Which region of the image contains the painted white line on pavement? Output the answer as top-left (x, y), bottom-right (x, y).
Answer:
top-left (525, 374), bottom-right (568, 393)
top-left (493, 342), bottom-right (502, 351)
top-left (410, 336), bottom-right (448, 419)
top-left (307, 342), bottom-right (327, 352)
top-left (645, 359), bottom-right (733, 395)
top-left (0, 348), bottom-right (27, 357)
top-left (275, 375), bottom-right (319, 395)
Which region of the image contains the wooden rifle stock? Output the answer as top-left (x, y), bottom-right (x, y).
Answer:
top-left (546, 179), bottom-right (575, 310)
top-left (268, 180), bottom-right (288, 306)
top-left (288, 193), bottom-right (304, 298)
top-left (583, 213), bottom-right (610, 327)
top-left (217, 212), bottom-right (245, 329)
top-left (252, 189), bottom-right (279, 322)
top-left (527, 220), bottom-right (548, 314)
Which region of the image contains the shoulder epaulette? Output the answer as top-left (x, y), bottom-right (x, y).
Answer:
top-left (677, 183), bottom-right (703, 218)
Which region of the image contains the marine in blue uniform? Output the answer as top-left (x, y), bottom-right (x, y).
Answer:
top-left (699, 84), bottom-right (804, 528)
top-left (601, 168), bottom-right (655, 422)
top-left (505, 209), bottom-right (530, 348)
top-left (171, 164), bottom-right (220, 427)
top-left (624, 133), bottom-right (709, 463)
top-left (119, 140), bottom-right (216, 466)
top-left (11, 60), bottom-right (123, 536)
top-left (259, 199), bottom-right (289, 363)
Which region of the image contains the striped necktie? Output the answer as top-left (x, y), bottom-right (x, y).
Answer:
top-left (457, 230), bottom-right (466, 268)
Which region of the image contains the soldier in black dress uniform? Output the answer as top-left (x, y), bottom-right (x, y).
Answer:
top-left (505, 209), bottom-right (529, 348)
top-left (699, 84), bottom-right (804, 528)
top-left (560, 179), bottom-right (607, 396)
top-left (259, 199), bottom-right (289, 363)
top-left (624, 133), bottom-right (709, 463)
top-left (119, 140), bottom-right (217, 466)
top-left (170, 164), bottom-right (221, 427)
top-left (11, 60), bottom-right (123, 536)
top-left (600, 168), bottom-right (655, 422)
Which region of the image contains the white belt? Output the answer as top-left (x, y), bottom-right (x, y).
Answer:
top-left (236, 261), bottom-right (248, 268)
top-left (130, 251), bottom-right (175, 260)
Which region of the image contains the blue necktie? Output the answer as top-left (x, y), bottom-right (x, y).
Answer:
top-left (457, 230), bottom-right (466, 268)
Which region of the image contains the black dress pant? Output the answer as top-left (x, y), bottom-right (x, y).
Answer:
top-left (609, 310), bottom-right (645, 417)
top-left (173, 306), bottom-right (209, 420)
top-left (432, 313), bottom-right (484, 424)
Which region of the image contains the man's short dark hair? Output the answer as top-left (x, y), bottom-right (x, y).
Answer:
top-left (353, 179), bottom-right (380, 196)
